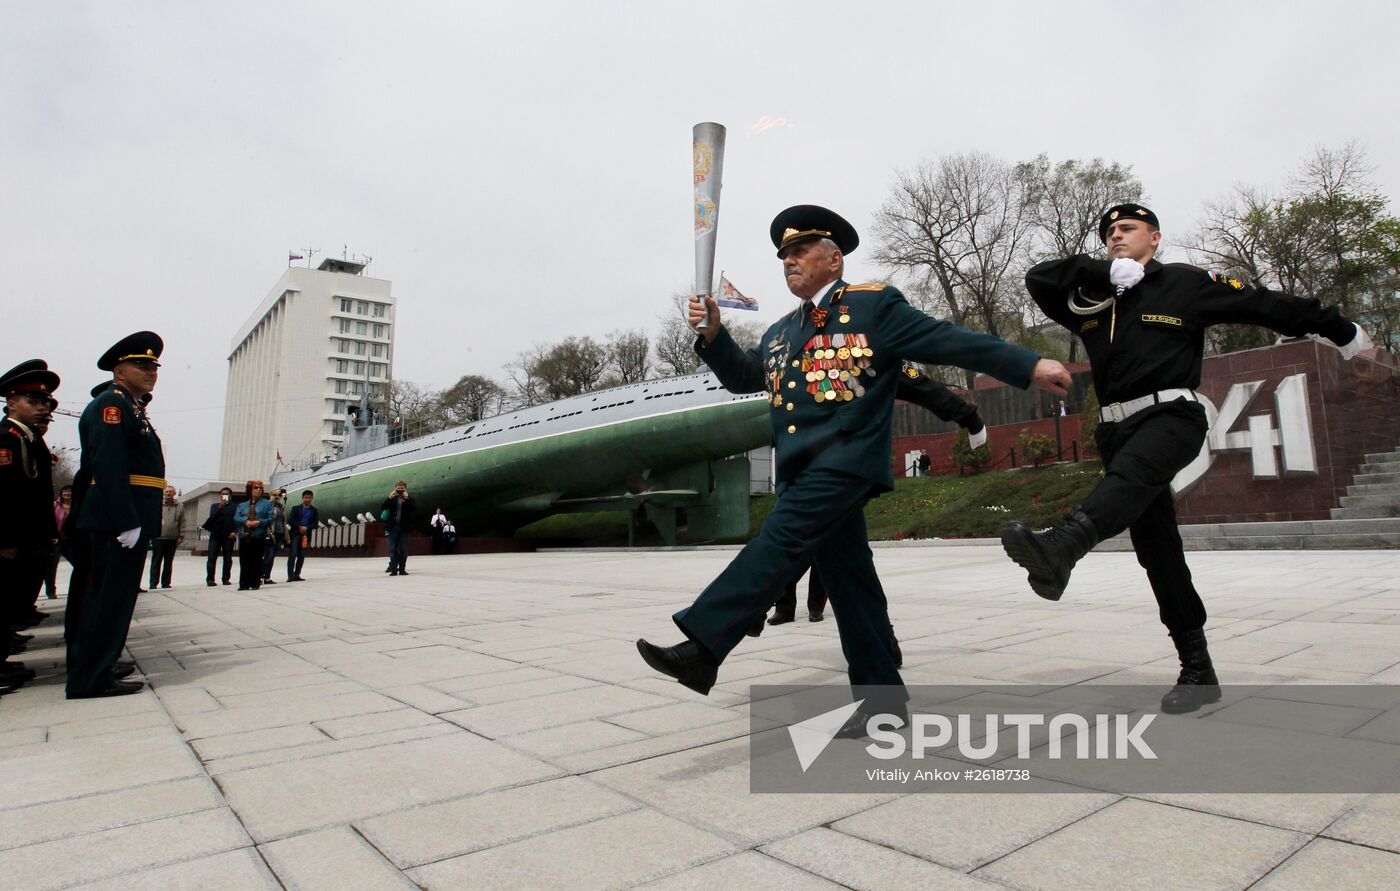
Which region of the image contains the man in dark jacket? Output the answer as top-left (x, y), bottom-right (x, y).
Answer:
top-left (285, 490), bottom-right (319, 581)
top-left (381, 481), bottom-right (416, 576)
top-left (203, 487), bottom-right (237, 586)
top-left (1002, 203), bottom-right (1371, 713)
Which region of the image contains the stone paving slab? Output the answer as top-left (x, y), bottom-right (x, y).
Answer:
top-left (1, 548), bottom-right (1398, 888)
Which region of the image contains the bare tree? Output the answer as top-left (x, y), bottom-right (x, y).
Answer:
top-left (1018, 155), bottom-right (1145, 261)
top-left (605, 329), bottom-right (651, 385)
top-left (871, 152), bottom-right (1038, 385)
top-left (508, 337), bottom-right (609, 405)
top-left (1187, 142), bottom-right (1400, 353)
top-left (654, 294), bottom-right (701, 377)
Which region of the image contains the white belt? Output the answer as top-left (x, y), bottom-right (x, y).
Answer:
top-left (1099, 388), bottom-right (1198, 423)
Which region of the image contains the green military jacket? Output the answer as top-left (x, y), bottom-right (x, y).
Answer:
top-left (698, 280), bottom-right (1038, 491)
top-left (75, 383), bottom-right (166, 535)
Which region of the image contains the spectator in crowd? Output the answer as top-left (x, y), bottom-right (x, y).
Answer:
top-left (233, 480), bottom-right (273, 590)
top-left (203, 487), bottom-right (237, 587)
top-left (429, 506), bottom-right (448, 554)
top-left (148, 485), bottom-right (182, 590)
top-left (917, 449), bottom-right (932, 477)
top-left (260, 488), bottom-right (288, 585)
top-left (286, 490), bottom-right (319, 581)
top-left (381, 481), bottom-right (416, 576)
top-left (46, 484), bottom-right (74, 599)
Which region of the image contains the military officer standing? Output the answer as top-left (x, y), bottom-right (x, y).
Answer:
top-left (638, 205), bottom-right (1070, 735)
top-left (1001, 203), bottom-right (1371, 713)
top-left (66, 332), bottom-right (166, 699)
top-left (0, 360), bottom-right (61, 694)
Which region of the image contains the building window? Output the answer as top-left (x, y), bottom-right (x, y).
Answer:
top-left (353, 361), bottom-right (365, 375)
top-left (371, 343), bottom-right (385, 358)
top-left (330, 399), bottom-right (346, 415)
top-left (355, 321), bottom-right (367, 335)
top-left (331, 421), bottom-right (346, 436)
top-left (338, 319), bottom-right (351, 334)
top-left (351, 381), bottom-right (364, 395)
top-left (354, 341), bottom-right (367, 355)
top-left (369, 362), bottom-right (385, 379)
top-left (339, 298), bottom-right (352, 313)
top-left (373, 323), bottom-right (386, 339)
top-left (356, 300), bottom-right (369, 315)
top-left (335, 359), bottom-right (348, 373)
top-left (372, 303), bottom-right (385, 318)
top-left (334, 379), bottom-right (347, 394)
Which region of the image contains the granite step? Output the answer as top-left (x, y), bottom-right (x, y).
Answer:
top-left (1349, 471), bottom-right (1400, 487)
top-left (1331, 504), bottom-right (1400, 520)
top-left (1102, 517), bottom-right (1400, 549)
top-left (1363, 449), bottom-right (1400, 464)
top-left (1345, 482), bottom-right (1400, 496)
top-left (1339, 492), bottom-right (1400, 509)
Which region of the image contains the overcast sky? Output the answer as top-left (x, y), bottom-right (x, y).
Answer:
top-left (4, 1), bottom-right (1398, 488)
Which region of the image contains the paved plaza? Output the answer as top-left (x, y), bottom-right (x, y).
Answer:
top-left (2, 545), bottom-right (1400, 889)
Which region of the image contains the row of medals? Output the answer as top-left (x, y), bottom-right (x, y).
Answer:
top-left (768, 332), bottom-right (877, 406)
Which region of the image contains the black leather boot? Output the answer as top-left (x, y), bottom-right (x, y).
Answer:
top-left (636, 639), bottom-right (719, 695)
top-left (1160, 627), bottom-right (1221, 714)
top-left (1000, 506), bottom-right (1099, 601)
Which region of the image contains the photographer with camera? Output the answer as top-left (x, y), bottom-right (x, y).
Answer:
top-left (380, 481), bottom-right (416, 576)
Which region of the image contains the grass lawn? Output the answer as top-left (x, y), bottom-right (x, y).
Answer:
top-left (515, 460), bottom-right (1104, 546)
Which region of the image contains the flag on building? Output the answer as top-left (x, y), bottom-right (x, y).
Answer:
top-left (288, 251), bottom-right (304, 262)
top-left (716, 275), bottom-right (758, 310)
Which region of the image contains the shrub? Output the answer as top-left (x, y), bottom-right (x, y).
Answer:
top-left (1016, 427), bottom-right (1056, 467)
top-left (952, 427), bottom-right (992, 474)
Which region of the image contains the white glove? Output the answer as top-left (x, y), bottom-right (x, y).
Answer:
top-left (1326, 323), bottom-right (1373, 360)
top-left (1109, 257), bottom-right (1145, 291)
top-left (968, 426), bottom-right (988, 449)
top-left (117, 527), bottom-right (141, 549)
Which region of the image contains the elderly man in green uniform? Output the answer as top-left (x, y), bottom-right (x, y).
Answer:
top-left (0, 360), bottom-right (61, 695)
top-left (66, 332), bottom-right (166, 699)
top-left (637, 205), bottom-right (1071, 735)
top-left (1001, 203), bottom-right (1372, 713)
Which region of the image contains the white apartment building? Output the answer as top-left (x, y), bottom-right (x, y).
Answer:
top-left (219, 258), bottom-right (394, 480)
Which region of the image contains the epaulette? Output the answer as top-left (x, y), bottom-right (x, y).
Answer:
top-left (844, 282), bottom-right (887, 293)
top-left (1207, 270), bottom-right (1247, 290)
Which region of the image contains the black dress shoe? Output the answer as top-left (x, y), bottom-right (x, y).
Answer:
top-left (222, 580), bottom-right (231, 585)
top-left (398, 569), bottom-right (409, 575)
top-left (767, 613), bottom-right (795, 626)
top-left (636, 639), bottom-right (718, 695)
top-left (137, 587), bottom-right (147, 593)
top-left (0, 664), bottom-right (35, 684)
top-left (389, 570), bottom-right (400, 576)
top-left (207, 581), bottom-right (217, 587)
top-left (0, 683), bottom-right (17, 696)
top-left (1161, 628), bottom-right (1222, 714)
top-left (68, 680), bottom-right (145, 699)
top-left (263, 578), bottom-right (277, 585)
top-left (835, 705), bottom-right (909, 740)
top-left (112, 664), bottom-right (136, 680)
top-left (161, 584), bottom-right (172, 589)
top-left (746, 616), bottom-right (765, 637)
top-left (808, 611), bottom-right (824, 622)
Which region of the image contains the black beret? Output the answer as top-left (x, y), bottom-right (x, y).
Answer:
top-left (98, 331), bottom-right (163, 372)
top-left (770, 205), bottom-right (859, 257)
top-left (1099, 203), bottom-right (1159, 243)
top-left (0, 359), bottom-right (60, 398)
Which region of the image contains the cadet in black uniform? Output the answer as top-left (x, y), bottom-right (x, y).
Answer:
top-left (0, 360), bottom-right (60, 694)
top-left (637, 205), bottom-right (1070, 736)
top-left (769, 364), bottom-right (987, 627)
top-left (66, 332), bottom-right (166, 699)
top-left (1001, 204), bottom-right (1371, 713)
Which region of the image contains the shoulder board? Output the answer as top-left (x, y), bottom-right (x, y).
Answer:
top-left (1207, 270), bottom-right (1247, 290)
top-left (844, 282), bottom-right (887, 293)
